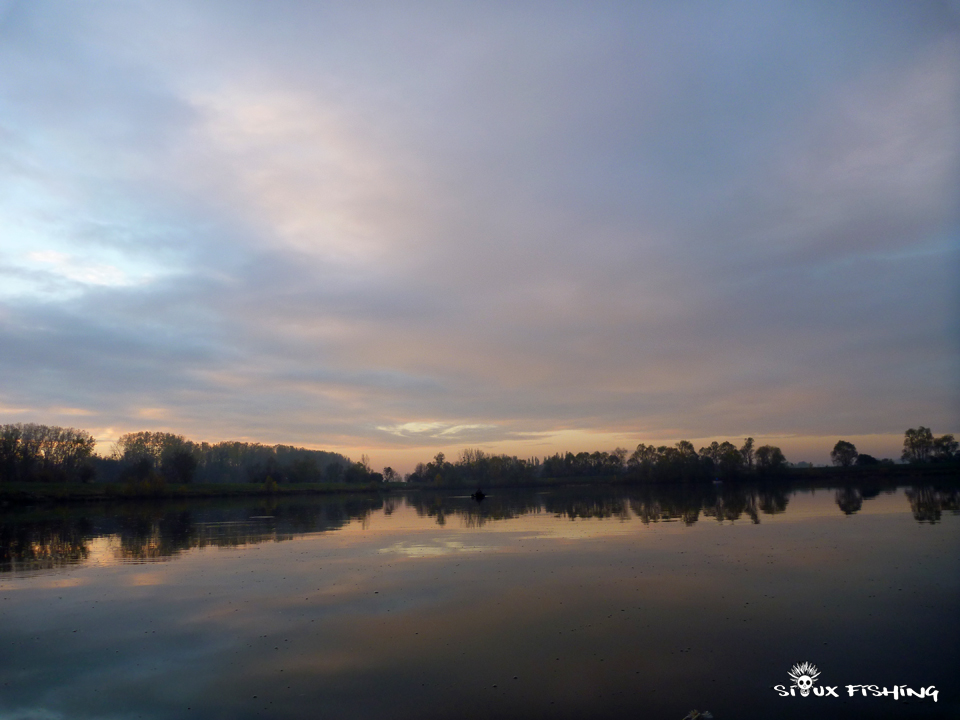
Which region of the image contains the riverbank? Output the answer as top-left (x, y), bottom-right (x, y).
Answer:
top-left (403, 463), bottom-right (959, 490)
top-left (1, 463), bottom-right (956, 504)
top-left (0, 480), bottom-right (393, 504)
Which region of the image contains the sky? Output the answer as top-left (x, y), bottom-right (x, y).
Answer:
top-left (1, 1), bottom-right (958, 471)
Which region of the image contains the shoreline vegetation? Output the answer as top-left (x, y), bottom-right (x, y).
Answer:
top-left (2, 483), bottom-right (958, 575)
top-left (0, 464), bottom-right (958, 504)
top-left (1, 423), bottom-right (957, 504)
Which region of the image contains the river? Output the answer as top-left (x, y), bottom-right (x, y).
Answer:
top-left (1, 482), bottom-right (957, 719)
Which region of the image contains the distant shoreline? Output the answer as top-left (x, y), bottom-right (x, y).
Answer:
top-left (1, 464), bottom-right (956, 505)
top-left (0, 480), bottom-right (389, 504)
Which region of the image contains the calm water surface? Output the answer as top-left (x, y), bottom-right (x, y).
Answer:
top-left (1, 483), bottom-right (958, 719)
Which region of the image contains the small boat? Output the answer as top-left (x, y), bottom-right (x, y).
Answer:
top-left (470, 489), bottom-right (486, 501)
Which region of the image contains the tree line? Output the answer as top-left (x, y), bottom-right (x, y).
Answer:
top-left (0, 424), bottom-right (371, 486)
top-left (2, 422), bottom-right (956, 487)
top-left (405, 437), bottom-right (787, 486)
top-left (107, 431), bottom-right (363, 486)
top-left (0, 424), bottom-right (96, 483)
top-left (830, 427), bottom-right (959, 467)
top-left (405, 427), bottom-right (958, 486)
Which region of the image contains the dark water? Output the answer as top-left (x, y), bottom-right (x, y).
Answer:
top-left (0, 482), bottom-right (957, 719)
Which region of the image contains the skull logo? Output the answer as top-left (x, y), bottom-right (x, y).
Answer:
top-left (787, 662), bottom-right (820, 697)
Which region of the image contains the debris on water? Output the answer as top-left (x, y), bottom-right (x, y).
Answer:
top-left (682, 712), bottom-right (712, 720)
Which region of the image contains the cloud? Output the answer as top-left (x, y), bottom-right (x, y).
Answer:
top-left (376, 422), bottom-right (504, 444)
top-left (0, 2), bottom-right (956, 467)
top-left (23, 250), bottom-right (138, 287)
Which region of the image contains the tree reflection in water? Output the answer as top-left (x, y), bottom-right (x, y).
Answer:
top-left (833, 481), bottom-right (897, 517)
top-left (410, 485), bottom-right (792, 528)
top-left (835, 487), bottom-right (864, 515)
top-left (0, 517), bottom-right (91, 572)
top-left (906, 486), bottom-right (960, 523)
top-left (408, 492), bottom-right (543, 527)
top-left (1, 483), bottom-right (955, 572)
top-left (0, 494), bottom-right (388, 572)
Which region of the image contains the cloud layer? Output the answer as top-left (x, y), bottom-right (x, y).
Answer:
top-left (1, 1), bottom-right (957, 467)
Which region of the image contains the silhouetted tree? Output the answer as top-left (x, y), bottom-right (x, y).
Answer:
top-left (932, 434), bottom-right (958, 462)
top-left (740, 437), bottom-right (755, 470)
top-left (0, 423), bottom-right (95, 483)
top-left (382, 466), bottom-right (399, 483)
top-left (902, 427), bottom-right (934, 463)
top-left (755, 445), bottom-right (786, 474)
top-left (115, 431), bottom-right (200, 483)
top-left (830, 440), bottom-right (858, 467)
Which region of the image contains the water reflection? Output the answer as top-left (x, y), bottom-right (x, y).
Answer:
top-left (0, 516), bottom-right (91, 572)
top-left (906, 486), bottom-right (960, 523)
top-left (408, 492), bottom-right (544, 527)
top-left (0, 494), bottom-right (389, 572)
top-left (414, 484), bottom-right (792, 527)
top-left (0, 483), bottom-right (958, 720)
top-left (835, 487), bottom-right (864, 515)
top-left (1, 483), bottom-right (957, 573)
